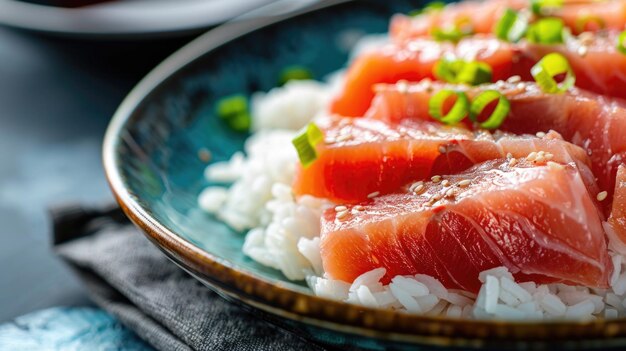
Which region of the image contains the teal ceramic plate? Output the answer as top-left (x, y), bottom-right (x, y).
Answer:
top-left (103, 1), bottom-right (626, 349)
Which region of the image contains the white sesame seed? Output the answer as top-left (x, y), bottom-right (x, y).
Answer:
top-left (535, 155), bottom-right (546, 163)
top-left (536, 132), bottom-right (546, 138)
top-left (597, 191), bottom-right (608, 201)
top-left (545, 152), bottom-right (554, 160)
top-left (506, 152), bottom-right (513, 159)
top-left (413, 184), bottom-right (426, 194)
top-left (445, 188), bottom-right (456, 198)
top-left (579, 32), bottom-right (594, 45)
top-left (431, 193), bottom-right (443, 201)
top-left (507, 75), bottom-right (521, 84)
top-left (577, 45), bottom-right (588, 57)
top-left (508, 158), bottom-right (518, 167)
top-left (396, 80), bottom-right (409, 94)
top-left (409, 181), bottom-right (424, 192)
top-left (458, 179), bottom-right (471, 188)
top-left (336, 210), bottom-right (349, 219)
top-left (367, 191), bottom-right (380, 199)
top-left (335, 205), bottom-right (347, 212)
top-left (438, 145), bottom-right (447, 154)
top-left (547, 161), bottom-right (564, 170)
top-left (441, 179), bottom-right (450, 187)
top-left (526, 152), bottom-right (538, 162)
top-left (325, 138), bottom-right (336, 144)
top-left (431, 175), bottom-right (442, 183)
top-left (336, 134), bottom-right (352, 142)
top-left (516, 82), bottom-right (527, 91)
top-left (353, 205), bottom-right (365, 211)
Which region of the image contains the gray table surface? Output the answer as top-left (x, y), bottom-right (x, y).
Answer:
top-left (0, 27), bottom-right (194, 322)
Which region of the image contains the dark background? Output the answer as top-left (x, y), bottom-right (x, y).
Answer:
top-left (0, 28), bottom-right (195, 322)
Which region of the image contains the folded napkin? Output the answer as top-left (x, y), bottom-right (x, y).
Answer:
top-left (52, 204), bottom-right (327, 351)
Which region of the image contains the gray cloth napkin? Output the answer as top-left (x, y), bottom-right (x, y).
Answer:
top-left (52, 205), bottom-right (327, 351)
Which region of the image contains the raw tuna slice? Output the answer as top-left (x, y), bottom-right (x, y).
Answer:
top-left (391, 0), bottom-right (626, 42)
top-left (320, 159), bottom-right (611, 292)
top-left (608, 166), bottom-right (626, 248)
top-left (367, 80), bottom-right (626, 210)
top-left (331, 33), bottom-right (626, 117)
top-left (292, 116), bottom-right (596, 204)
top-left (329, 37), bottom-right (526, 117)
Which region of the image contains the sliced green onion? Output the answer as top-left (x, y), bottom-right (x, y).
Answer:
top-left (434, 59), bottom-right (492, 85)
top-left (617, 30), bottom-right (626, 54)
top-left (531, 0), bottom-right (563, 16)
top-left (292, 122), bottom-right (324, 167)
top-left (531, 53), bottom-right (576, 93)
top-left (279, 65), bottom-right (314, 85)
top-left (432, 17), bottom-right (473, 42)
top-left (469, 90), bottom-right (511, 129)
top-left (432, 26), bottom-right (465, 42)
top-left (216, 94), bottom-right (251, 132)
top-left (494, 8), bottom-right (528, 42)
top-left (428, 90), bottom-right (470, 124)
top-left (575, 15), bottom-right (606, 33)
top-left (526, 17), bottom-right (565, 44)
top-left (409, 1), bottom-right (446, 17)
top-left (216, 94), bottom-right (247, 119)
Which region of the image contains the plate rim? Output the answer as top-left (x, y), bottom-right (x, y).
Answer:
top-left (102, 0), bottom-right (626, 346)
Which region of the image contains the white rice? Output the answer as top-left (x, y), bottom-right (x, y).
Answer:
top-left (197, 37), bottom-right (626, 321)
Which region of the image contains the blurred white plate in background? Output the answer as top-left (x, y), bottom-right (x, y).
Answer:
top-left (0, 0), bottom-right (281, 38)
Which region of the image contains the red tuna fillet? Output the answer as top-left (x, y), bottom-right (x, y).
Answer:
top-left (320, 159), bottom-right (611, 292)
top-left (292, 115), bottom-right (596, 204)
top-left (391, 0), bottom-right (626, 41)
top-left (329, 37), bottom-right (526, 117)
top-left (331, 33), bottom-right (626, 117)
top-left (367, 80), bottom-right (626, 210)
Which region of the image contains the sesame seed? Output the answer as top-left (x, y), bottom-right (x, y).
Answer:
top-left (526, 152), bottom-right (538, 162)
top-left (547, 161), bottom-right (564, 170)
top-left (335, 205), bottom-right (347, 212)
top-left (413, 184), bottom-right (426, 194)
top-left (396, 80), bottom-right (409, 94)
top-left (198, 148), bottom-right (212, 162)
top-left (336, 210), bottom-right (349, 219)
top-left (409, 181), bottom-right (424, 192)
top-left (535, 155), bottom-right (545, 163)
top-left (577, 45), bottom-right (588, 57)
top-left (458, 179), bottom-right (471, 188)
top-left (336, 134), bottom-right (352, 142)
top-left (431, 175), bottom-right (442, 183)
top-left (579, 32), bottom-right (594, 45)
top-left (441, 179), bottom-right (450, 187)
top-left (431, 193), bottom-right (443, 201)
top-left (507, 75), bottom-right (521, 84)
top-left (536, 132), bottom-right (546, 138)
top-left (438, 145), bottom-right (447, 154)
top-left (495, 80), bottom-right (506, 89)
top-left (367, 191), bottom-right (380, 199)
top-left (445, 188), bottom-right (456, 198)
top-left (545, 152), bottom-right (554, 160)
top-left (325, 138), bottom-right (336, 144)
top-left (597, 191), bottom-right (608, 201)
top-left (353, 205), bottom-right (365, 211)
top-left (506, 152), bottom-right (513, 159)
top-left (516, 82), bottom-right (527, 91)
top-left (508, 158), bottom-right (518, 167)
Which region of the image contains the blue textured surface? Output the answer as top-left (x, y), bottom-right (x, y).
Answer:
top-left (0, 307), bottom-right (152, 350)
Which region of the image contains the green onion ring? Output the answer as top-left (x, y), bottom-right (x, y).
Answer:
top-left (531, 53), bottom-right (576, 93)
top-left (575, 15), bottom-right (606, 33)
top-left (292, 122), bottom-right (324, 167)
top-left (531, 0), bottom-right (563, 16)
top-left (428, 90), bottom-right (470, 124)
top-left (494, 8), bottom-right (528, 42)
top-left (617, 30), bottom-right (626, 54)
top-left (526, 17), bottom-right (565, 44)
top-left (469, 90), bottom-right (511, 129)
